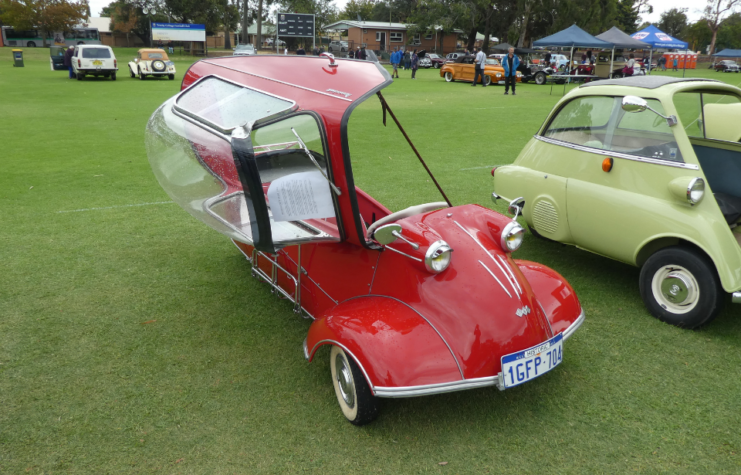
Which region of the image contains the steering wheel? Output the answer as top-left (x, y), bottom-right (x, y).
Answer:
top-left (366, 202), bottom-right (449, 238)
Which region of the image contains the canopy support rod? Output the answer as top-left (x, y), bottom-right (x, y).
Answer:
top-left (609, 47), bottom-right (614, 79)
top-left (376, 91), bottom-right (452, 207)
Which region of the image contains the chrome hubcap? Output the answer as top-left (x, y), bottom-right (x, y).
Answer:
top-left (651, 265), bottom-right (699, 314)
top-left (334, 354), bottom-right (355, 408)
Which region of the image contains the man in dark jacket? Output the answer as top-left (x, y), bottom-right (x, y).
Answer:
top-left (64, 46), bottom-right (75, 79)
top-left (358, 46), bottom-right (367, 60)
top-left (502, 47), bottom-right (520, 95)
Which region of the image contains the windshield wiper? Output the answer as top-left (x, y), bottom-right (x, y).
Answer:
top-left (291, 128), bottom-right (342, 196)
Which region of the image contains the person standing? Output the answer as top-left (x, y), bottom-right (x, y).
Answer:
top-left (672, 56), bottom-right (678, 71)
top-left (358, 46), bottom-right (367, 60)
top-left (472, 47), bottom-right (487, 86)
top-left (348, 48), bottom-right (355, 59)
top-left (404, 49), bottom-right (411, 70)
top-left (411, 49), bottom-right (419, 79)
top-left (64, 46), bottom-right (75, 79)
top-left (502, 47), bottom-right (520, 95)
top-left (544, 51), bottom-right (552, 68)
top-left (296, 45), bottom-right (306, 55)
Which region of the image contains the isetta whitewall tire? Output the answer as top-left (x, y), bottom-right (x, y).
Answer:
top-left (329, 345), bottom-right (379, 426)
top-left (639, 247), bottom-right (724, 328)
top-left (444, 71), bottom-right (454, 82)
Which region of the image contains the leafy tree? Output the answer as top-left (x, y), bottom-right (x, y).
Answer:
top-left (705, 0), bottom-right (741, 54)
top-left (658, 8), bottom-right (688, 38)
top-left (110, 3), bottom-right (138, 46)
top-left (339, 0), bottom-right (373, 21)
top-left (0, 0), bottom-right (87, 46)
top-left (615, 0), bottom-right (651, 32)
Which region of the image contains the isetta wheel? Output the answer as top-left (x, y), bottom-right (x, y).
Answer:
top-left (329, 346), bottom-right (379, 425)
top-left (444, 71), bottom-right (454, 82)
top-left (639, 247), bottom-right (724, 328)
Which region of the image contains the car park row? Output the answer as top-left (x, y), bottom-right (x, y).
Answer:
top-left (53, 46), bottom-right (176, 81)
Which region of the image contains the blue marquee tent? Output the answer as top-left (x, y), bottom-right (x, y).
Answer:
top-left (631, 25), bottom-right (687, 50)
top-left (713, 49), bottom-right (741, 57)
top-left (533, 24), bottom-right (613, 49)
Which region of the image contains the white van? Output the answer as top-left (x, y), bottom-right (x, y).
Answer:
top-left (72, 45), bottom-right (118, 80)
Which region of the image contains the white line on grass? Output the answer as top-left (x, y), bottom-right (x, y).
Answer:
top-left (57, 201), bottom-right (174, 213)
top-left (459, 165), bottom-right (499, 171)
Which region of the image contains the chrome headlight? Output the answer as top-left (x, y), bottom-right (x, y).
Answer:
top-left (496, 72), bottom-right (502, 78)
top-left (425, 240), bottom-right (452, 273)
top-left (688, 177), bottom-right (705, 204)
top-left (501, 221), bottom-right (525, 252)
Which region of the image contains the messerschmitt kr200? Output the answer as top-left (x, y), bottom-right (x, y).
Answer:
top-left (145, 53), bottom-right (584, 424)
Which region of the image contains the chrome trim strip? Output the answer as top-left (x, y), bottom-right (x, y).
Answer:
top-left (201, 61), bottom-right (354, 103)
top-left (563, 308), bottom-right (585, 341)
top-left (308, 339), bottom-right (376, 394)
top-left (385, 245), bottom-right (423, 262)
top-left (534, 135), bottom-right (700, 170)
top-left (499, 255), bottom-right (523, 295)
top-left (733, 292), bottom-right (741, 304)
top-left (368, 251), bottom-right (382, 294)
top-left (537, 301), bottom-right (555, 338)
top-left (374, 376), bottom-right (500, 398)
top-left (478, 260), bottom-right (512, 298)
top-left (454, 220), bottom-right (515, 298)
top-left (340, 295), bottom-right (465, 379)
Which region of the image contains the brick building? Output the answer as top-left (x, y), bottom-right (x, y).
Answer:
top-left (323, 20), bottom-right (459, 54)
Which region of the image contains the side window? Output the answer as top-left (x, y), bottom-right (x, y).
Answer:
top-left (613, 98), bottom-right (683, 162)
top-left (543, 96), bottom-right (616, 150)
top-left (675, 91), bottom-right (741, 143)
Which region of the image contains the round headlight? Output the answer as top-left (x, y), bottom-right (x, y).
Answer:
top-left (687, 177), bottom-right (705, 204)
top-left (425, 240), bottom-right (452, 273)
top-left (496, 72), bottom-right (502, 77)
top-left (501, 221), bottom-right (525, 252)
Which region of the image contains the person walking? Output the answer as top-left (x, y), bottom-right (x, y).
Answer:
top-left (472, 47), bottom-right (487, 86)
top-left (502, 47), bottom-right (520, 95)
top-left (411, 49), bottom-right (419, 79)
top-left (672, 56), bottom-right (678, 71)
top-left (659, 55), bottom-right (666, 71)
top-left (64, 45), bottom-right (75, 79)
top-left (391, 49), bottom-right (400, 78)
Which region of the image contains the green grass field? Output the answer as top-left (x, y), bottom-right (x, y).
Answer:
top-left (3, 47), bottom-right (741, 473)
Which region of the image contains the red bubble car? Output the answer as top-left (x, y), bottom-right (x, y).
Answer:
top-left (145, 53), bottom-right (584, 425)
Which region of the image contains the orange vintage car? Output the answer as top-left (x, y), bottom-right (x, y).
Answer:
top-left (440, 56), bottom-right (522, 86)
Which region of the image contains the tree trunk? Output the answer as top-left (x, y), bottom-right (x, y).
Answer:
top-left (482, 13), bottom-right (492, 52)
top-left (126, 32), bottom-right (130, 47)
top-left (466, 26), bottom-right (477, 52)
top-left (224, 23), bottom-right (231, 50)
top-left (257, 0), bottom-right (263, 47)
top-left (43, 30), bottom-right (49, 47)
top-left (517, 1), bottom-right (532, 48)
top-left (242, 0), bottom-right (250, 45)
top-left (708, 27), bottom-right (718, 55)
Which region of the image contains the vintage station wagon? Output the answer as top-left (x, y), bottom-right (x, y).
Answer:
top-left (493, 76), bottom-right (741, 328)
top-left (145, 53), bottom-right (584, 424)
top-left (440, 56), bottom-right (521, 86)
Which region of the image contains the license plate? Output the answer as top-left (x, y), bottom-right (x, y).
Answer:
top-left (501, 333), bottom-right (563, 388)
top-left (92, 60), bottom-right (102, 65)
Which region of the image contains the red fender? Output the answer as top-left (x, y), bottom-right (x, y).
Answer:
top-left (306, 296), bottom-right (463, 391)
top-left (515, 260), bottom-right (583, 336)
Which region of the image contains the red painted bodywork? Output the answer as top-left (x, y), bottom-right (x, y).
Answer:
top-left (167, 55), bottom-right (583, 395)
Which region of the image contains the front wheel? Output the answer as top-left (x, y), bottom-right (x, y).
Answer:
top-left (435, 63), bottom-right (440, 68)
top-left (444, 71), bottom-right (454, 82)
top-left (111, 72), bottom-right (116, 81)
top-left (639, 247), bottom-right (724, 328)
top-left (330, 346), bottom-right (379, 425)
top-left (534, 71), bottom-right (546, 85)
top-left (139, 69), bottom-right (145, 80)
top-left (483, 74), bottom-right (491, 86)
top-left (27, 41), bottom-right (36, 47)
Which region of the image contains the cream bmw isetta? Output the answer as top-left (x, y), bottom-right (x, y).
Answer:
top-left (493, 76), bottom-right (741, 328)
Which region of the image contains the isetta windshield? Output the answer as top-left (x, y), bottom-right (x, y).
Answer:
top-left (145, 54), bottom-right (584, 425)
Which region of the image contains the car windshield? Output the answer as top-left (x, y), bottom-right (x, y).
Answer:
top-left (82, 48), bottom-right (111, 59)
top-left (146, 52), bottom-right (165, 59)
top-left (485, 59), bottom-right (499, 65)
top-left (236, 45), bottom-right (254, 50)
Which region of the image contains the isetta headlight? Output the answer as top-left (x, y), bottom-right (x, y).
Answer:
top-left (688, 177), bottom-right (705, 204)
top-left (501, 222), bottom-right (525, 252)
top-left (425, 241), bottom-right (452, 273)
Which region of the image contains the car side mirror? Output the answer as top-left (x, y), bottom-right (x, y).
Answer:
top-left (373, 224), bottom-right (419, 249)
top-left (622, 95), bottom-right (647, 113)
top-left (622, 95), bottom-right (678, 127)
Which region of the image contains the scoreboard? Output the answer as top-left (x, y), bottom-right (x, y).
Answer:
top-left (277, 13), bottom-right (315, 38)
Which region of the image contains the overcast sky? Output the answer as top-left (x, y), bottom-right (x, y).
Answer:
top-left (89, 0), bottom-right (707, 30)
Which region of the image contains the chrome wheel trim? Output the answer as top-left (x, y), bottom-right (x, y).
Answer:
top-left (444, 72), bottom-right (453, 82)
top-left (335, 353), bottom-right (355, 408)
top-left (651, 265), bottom-right (699, 314)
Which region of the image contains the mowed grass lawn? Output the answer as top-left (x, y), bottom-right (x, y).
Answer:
top-left (2, 47), bottom-right (741, 473)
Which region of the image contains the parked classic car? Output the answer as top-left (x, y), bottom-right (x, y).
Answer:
top-left (445, 52), bottom-right (467, 61)
top-left (145, 53), bottom-right (584, 424)
top-left (428, 53), bottom-right (444, 68)
top-left (128, 48), bottom-right (176, 80)
top-left (233, 44), bottom-right (257, 56)
top-left (328, 40), bottom-right (348, 53)
top-left (72, 45), bottom-right (118, 80)
top-left (493, 76), bottom-right (741, 328)
top-left (440, 56), bottom-right (522, 86)
top-left (714, 60), bottom-right (740, 73)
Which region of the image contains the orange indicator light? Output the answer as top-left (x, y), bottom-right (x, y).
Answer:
top-left (602, 157), bottom-right (614, 172)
